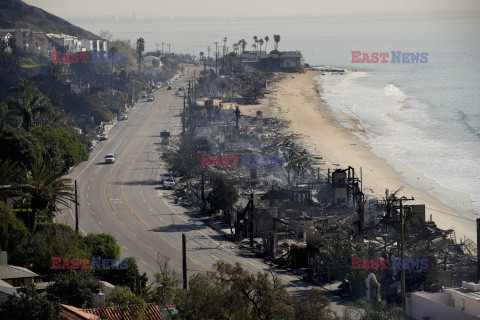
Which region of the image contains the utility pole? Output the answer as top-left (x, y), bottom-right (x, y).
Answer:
top-left (207, 46), bottom-right (211, 70)
top-left (182, 233), bottom-right (187, 289)
top-left (182, 94), bottom-right (186, 134)
top-left (398, 196), bottom-right (414, 309)
top-left (75, 180), bottom-right (79, 233)
top-left (168, 43), bottom-right (171, 56)
top-left (477, 218), bottom-right (480, 282)
top-left (201, 172), bottom-right (205, 213)
top-left (214, 42), bottom-right (218, 74)
top-left (249, 193), bottom-right (255, 248)
top-left (161, 42), bottom-right (165, 54)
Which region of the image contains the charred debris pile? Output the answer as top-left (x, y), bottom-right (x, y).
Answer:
top-left (160, 67), bottom-right (476, 303)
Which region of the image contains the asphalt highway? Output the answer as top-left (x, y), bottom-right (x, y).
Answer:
top-left (56, 66), bottom-right (318, 297)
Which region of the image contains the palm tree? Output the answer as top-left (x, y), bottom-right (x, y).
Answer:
top-left (264, 36), bottom-right (269, 53)
top-left (273, 34), bottom-right (281, 51)
top-left (23, 160), bottom-right (76, 235)
top-left (136, 38), bottom-right (145, 73)
top-left (0, 159), bottom-right (23, 204)
top-left (253, 36), bottom-right (258, 52)
top-left (240, 39), bottom-right (247, 53)
top-left (383, 187), bottom-right (403, 222)
top-left (258, 39), bottom-right (264, 54)
top-left (223, 37), bottom-right (227, 56)
top-left (6, 80), bottom-right (58, 130)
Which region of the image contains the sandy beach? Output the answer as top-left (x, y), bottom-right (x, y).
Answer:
top-left (239, 70), bottom-right (477, 242)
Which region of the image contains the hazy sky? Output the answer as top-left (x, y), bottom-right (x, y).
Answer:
top-left (23, 0), bottom-right (480, 18)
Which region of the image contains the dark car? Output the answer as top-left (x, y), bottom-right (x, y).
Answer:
top-left (167, 86), bottom-right (172, 90)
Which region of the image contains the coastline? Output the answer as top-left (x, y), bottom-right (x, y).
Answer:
top-left (239, 69), bottom-right (477, 242)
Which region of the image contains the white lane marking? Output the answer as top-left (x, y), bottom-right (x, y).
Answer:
top-left (140, 259), bottom-right (147, 265)
top-left (71, 118), bottom-right (130, 180)
top-left (159, 191), bottom-right (269, 271)
top-left (68, 208), bottom-right (87, 235)
top-left (98, 221), bottom-right (102, 226)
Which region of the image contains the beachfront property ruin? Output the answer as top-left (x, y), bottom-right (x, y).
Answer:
top-left (241, 50), bottom-right (305, 72)
top-left (157, 62), bottom-right (480, 319)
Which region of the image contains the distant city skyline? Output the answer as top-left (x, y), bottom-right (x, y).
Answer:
top-left (22, 0), bottom-right (480, 19)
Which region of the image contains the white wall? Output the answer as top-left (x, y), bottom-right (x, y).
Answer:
top-left (407, 292), bottom-right (479, 320)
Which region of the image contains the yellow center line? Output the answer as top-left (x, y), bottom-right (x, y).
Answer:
top-left (103, 97), bottom-right (183, 272)
top-left (120, 104), bottom-right (215, 273)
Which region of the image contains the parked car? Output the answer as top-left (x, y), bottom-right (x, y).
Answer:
top-left (163, 176), bottom-right (176, 189)
top-left (147, 95), bottom-right (154, 101)
top-left (99, 133), bottom-right (108, 141)
top-left (119, 114), bottom-right (128, 121)
top-left (167, 86), bottom-right (172, 90)
top-left (175, 91), bottom-right (180, 96)
top-left (141, 92), bottom-right (147, 98)
top-left (179, 86), bottom-right (184, 91)
top-left (104, 154), bottom-right (115, 164)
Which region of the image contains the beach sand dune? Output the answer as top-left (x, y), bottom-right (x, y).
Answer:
top-left (239, 70), bottom-right (476, 243)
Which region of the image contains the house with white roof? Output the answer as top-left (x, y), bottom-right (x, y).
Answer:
top-left (0, 251), bottom-right (38, 306)
top-left (406, 281), bottom-right (480, 320)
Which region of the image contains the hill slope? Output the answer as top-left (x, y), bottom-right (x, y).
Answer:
top-left (0, 0), bottom-right (98, 39)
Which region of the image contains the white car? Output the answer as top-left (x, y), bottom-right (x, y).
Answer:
top-left (119, 114), bottom-right (128, 121)
top-left (163, 176), bottom-right (175, 189)
top-left (147, 95), bottom-right (154, 101)
top-left (104, 154), bottom-right (115, 164)
top-left (99, 133), bottom-right (108, 141)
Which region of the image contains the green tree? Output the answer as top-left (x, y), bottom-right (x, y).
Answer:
top-left (46, 270), bottom-right (102, 308)
top-left (100, 257), bottom-right (148, 293)
top-left (207, 174), bottom-right (238, 215)
top-left (14, 223), bottom-right (87, 275)
top-left (106, 286), bottom-right (146, 307)
top-left (136, 38), bottom-right (145, 73)
top-left (31, 125), bottom-right (88, 171)
top-left (0, 283), bottom-right (60, 320)
top-left (344, 298), bottom-right (407, 320)
top-left (0, 159), bottom-right (23, 203)
top-left (80, 233), bottom-right (120, 260)
top-left (259, 39), bottom-right (264, 54)
top-left (318, 240), bottom-right (354, 282)
top-left (163, 133), bottom-right (211, 178)
top-left (240, 39), bottom-right (247, 53)
top-left (5, 79), bottom-right (60, 131)
top-left (273, 34), bottom-right (281, 51)
top-left (293, 288), bottom-right (335, 320)
top-left (0, 202), bottom-right (28, 253)
top-left (23, 160), bottom-right (75, 234)
top-left (264, 36), bottom-right (269, 53)
top-left (148, 272), bottom-right (182, 308)
top-left (0, 126), bottom-right (43, 168)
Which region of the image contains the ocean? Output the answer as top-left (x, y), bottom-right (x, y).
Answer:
top-left (77, 11), bottom-right (480, 219)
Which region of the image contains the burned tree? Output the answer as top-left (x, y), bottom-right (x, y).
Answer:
top-left (162, 133), bottom-right (211, 178)
top-left (206, 174), bottom-right (238, 219)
